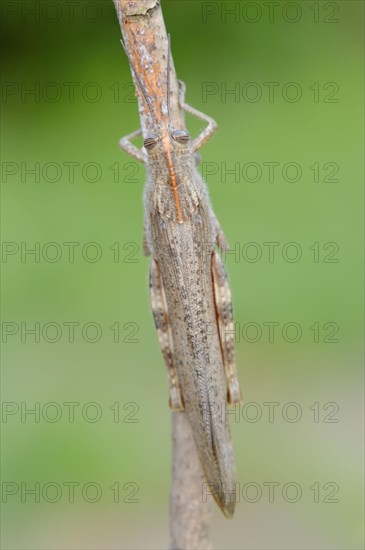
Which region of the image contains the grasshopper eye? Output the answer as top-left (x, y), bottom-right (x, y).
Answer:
top-left (144, 134), bottom-right (159, 150)
top-left (171, 130), bottom-right (189, 144)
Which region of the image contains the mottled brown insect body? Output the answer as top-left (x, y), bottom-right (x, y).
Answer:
top-left (119, 73), bottom-right (241, 516)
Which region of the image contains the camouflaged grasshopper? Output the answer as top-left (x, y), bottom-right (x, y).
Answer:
top-left (118, 38), bottom-right (241, 518)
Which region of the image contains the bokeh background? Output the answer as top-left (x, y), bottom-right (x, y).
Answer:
top-left (1, 1), bottom-right (364, 548)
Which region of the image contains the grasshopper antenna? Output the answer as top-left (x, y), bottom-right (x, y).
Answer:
top-left (166, 33), bottom-right (173, 130)
top-left (120, 37), bottom-right (158, 128)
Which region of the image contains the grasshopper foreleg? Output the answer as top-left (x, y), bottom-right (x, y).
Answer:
top-left (178, 80), bottom-right (218, 152)
top-left (118, 128), bottom-right (146, 163)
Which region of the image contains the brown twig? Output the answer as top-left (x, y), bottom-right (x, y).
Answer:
top-left (112, 1), bottom-right (212, 548)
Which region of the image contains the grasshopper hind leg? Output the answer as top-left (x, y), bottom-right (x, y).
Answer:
top-left (212, 251), bottom-right (242, 404)
top-left (149, 259), bottom-right (184, 411)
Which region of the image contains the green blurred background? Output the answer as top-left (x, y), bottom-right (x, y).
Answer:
top-left (1, 1), bottom-right (364, 548)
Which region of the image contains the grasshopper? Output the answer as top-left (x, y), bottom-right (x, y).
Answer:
top-left (118, 37), bottom-right (242, 518)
